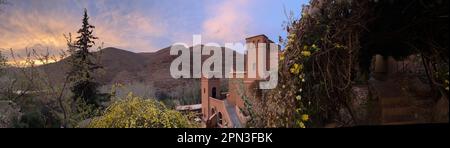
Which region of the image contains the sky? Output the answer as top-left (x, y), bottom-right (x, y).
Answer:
top-left (0, 0), bottom-right (309, 57)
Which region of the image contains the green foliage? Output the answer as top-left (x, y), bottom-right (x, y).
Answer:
top-left (0, 50), bottom-right (6, 76)
top-left (11, 95), bottom-right (62, 128)
top-left (254, 0), bottom-right (364, 127)
top-left (265, 0), bottom-right (449, 127)
top-left (173, 82), bottom-right (201, 106)
top-left (88, 94), bottom-right (196, 128)
top-left (67, 9), bottom-right (103, 108)
top-left (13, 108), bottom-right (60, 128)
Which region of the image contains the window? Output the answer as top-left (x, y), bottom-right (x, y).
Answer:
top-left (212, 87), bottom-right (217, 98)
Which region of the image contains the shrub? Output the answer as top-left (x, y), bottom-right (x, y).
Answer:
top-left (88, 94), bottom-right (196, 128)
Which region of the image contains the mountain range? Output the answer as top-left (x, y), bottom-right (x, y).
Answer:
top-left (33, 45), bottom-right (236, 93)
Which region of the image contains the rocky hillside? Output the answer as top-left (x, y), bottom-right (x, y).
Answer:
top-left (31, 45), bottom-right (237, 93)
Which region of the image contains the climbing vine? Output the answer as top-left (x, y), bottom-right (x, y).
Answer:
top-left (249, 0), bottom-right (448, 128)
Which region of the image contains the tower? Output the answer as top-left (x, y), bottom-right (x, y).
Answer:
top-left (244, 34), bottom-right (273, 80)
top-left (201, 76), bottom-right (221, 120)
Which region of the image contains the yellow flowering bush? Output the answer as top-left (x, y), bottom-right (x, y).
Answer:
top-left (290, 63), bottom-right (302, 75)
top-left (88, 94), bottom-right (196, 128)
top-left (260, 0), bottom-right (448, 128)
top-left (301, 51), bottom-right (311, 57)
top-left (298, 121), bottom-right (306, 128)
top-left (301, 114), bottom-right (309, 122)
top-left (280, 52), bottom-right (285, 61)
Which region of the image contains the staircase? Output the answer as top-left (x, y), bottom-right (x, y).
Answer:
top-left (369, 76), bottom-right (435, 125)
top-left (224, 100), bottom-right (242, 128)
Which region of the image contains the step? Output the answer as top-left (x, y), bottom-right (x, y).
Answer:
top-left (370, 81), bottom-right (405, 97)
top-left (382, 120), bottom-right (425, 126)
top-left (224, 100), bottom-right (242, 128)
top-left (414, 99), bottom-right (435, 108)
top-left (382, 107), bottom-right (417, 123)
top-left (382, 114), bottom-right (417, 124)
top-left (412, 107), bottom-right (434, 122)
top-left (382, 106), bottom-right (414, 117)
top-left (380, 97), bottom-right (412, 108)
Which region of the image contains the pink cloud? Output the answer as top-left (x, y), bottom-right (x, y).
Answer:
top-left (0, 1), bottom-right (167, 57)
top-left (93, 11), bottom-right (166, 52)
top-left (202, 0), bottom-right (252, 43)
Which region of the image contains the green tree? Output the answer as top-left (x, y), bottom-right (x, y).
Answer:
top-left (67, 9), bottom-right (102, 107)
top-left (88, 94), bottom-right (197, 128)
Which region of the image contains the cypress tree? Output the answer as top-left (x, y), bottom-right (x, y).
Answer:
top-left (67, 9), bottom-right (101, 107)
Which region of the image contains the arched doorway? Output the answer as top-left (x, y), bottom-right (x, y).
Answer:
top-left (211, 107), bottom-right (216, 115)
top-left (217, 112), bottom-right (223, 125)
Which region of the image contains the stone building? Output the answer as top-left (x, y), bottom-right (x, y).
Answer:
top-left (201, 35), bottom-right (275, 128)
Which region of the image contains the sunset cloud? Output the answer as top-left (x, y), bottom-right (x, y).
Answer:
top-left (201, 0), bottom-right (252, 43)
top-left (0, 0), bottom-right (305, 59)
top-left (0, 0), bottom-right (167, 56)
top-left (93, 9), bottom-right (167, 52)
top-left (0, 1), bottom-right (75, 54)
